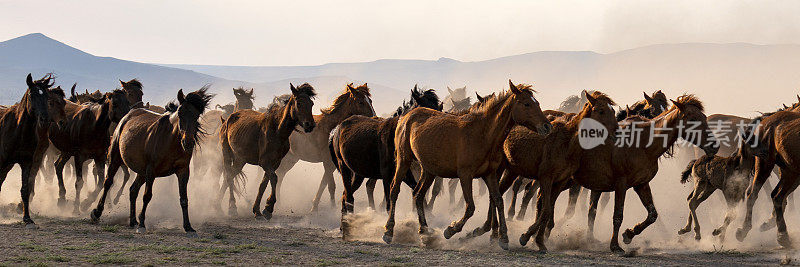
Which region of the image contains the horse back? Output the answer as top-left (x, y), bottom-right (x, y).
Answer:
top-left (222, 110), bottom-right (271, 166)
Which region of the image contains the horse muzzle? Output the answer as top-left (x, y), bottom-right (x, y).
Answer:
top-left (537, 122), bottom-right (553, 135)
top-left (703, 145), bottom-right (719, 156)
top-left (302, 122), bottom-right (316, 133)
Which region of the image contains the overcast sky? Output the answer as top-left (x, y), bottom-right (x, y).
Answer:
top-left (1, 0), bottom-right (798, 66)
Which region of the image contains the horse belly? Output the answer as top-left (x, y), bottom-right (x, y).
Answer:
top-left (117, 130), bottom-right (149, 174)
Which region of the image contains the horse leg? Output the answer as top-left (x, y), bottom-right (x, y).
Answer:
top-left (414, 171), bottom-right (435, 238)
top-left (760, 178), bottom-right (778, 231)
top-left (225, 161), bottom-right (245, 217)
top-left (712, 192), bottom-right (739, 240)
top-left (485, 172), bottom-right (510, 249)
top-left (54, 154), bottom-right (69, 208)
top-left (136, 176), bottom-right (155, 233)
top-left (128, 174), bottom-right (145, 228)
top-left (381, 178), bottom-right (391, 213)
top-left (90, 159), bottom-right (120, 223)
top-left (517, 180), bottom-right (538, 221)
top-left (443, 175), bottom-right (476, 240)
top-left (365, 178), bottom-right (377, 210)
top-left (176, 168), bottom-right (196, 237)
top-left (113, 166), bottom-right (131, 205)
top-left (20, 161), bottom-right (36, 228)
top-left (737, 157), bottom-right (773, 242)
top-left (447, 178), bottom-right (458, 206)
top-left (623, 184), bottom-right (663, 243)
top-left (557, 182), bottom-right (581, 225)
top-left (678, 189), bottom-right (695, 235)
top-left (521, 178), bottom-right (552, 251)
top-left (72, 154), bottom-right (85, 215)
top-left (772, 169), bottom-right (800, 248)
top-left (82, 158), bottom-right (105, 211)
top-left (252, 166), bottom-right (273, 219)
top-left (609, 188), bottom-right (628, 255)
top-left (586, 190), bottom-right (601, 242)
top-left (382, 158), bottom-right (412, 244)
top-left (507, 176), bottom-right (523, 220)
top-left (426, 177), bottom-right (442, 211)
top-left (274, 153), bottom-right (297, 206)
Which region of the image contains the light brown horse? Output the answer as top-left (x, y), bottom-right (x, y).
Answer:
top-left (271, 83), bottom-right (375, 213)
top-left (219, 83), bottom-right (317, 219)
top-left (735, 108), bottom-right (800, 247)
top-left (471, 91), bottom-right (618, 251)
top-left (90, 87), bottom-right (213, 236)
top-left (570, 95), bottom-right (717, 254)
top-left (382, 80), bottom-right (552, 249)
top-left (0, 74), bottom-right (64, 228)
top-left (49, 89), bottom-right (131, 213)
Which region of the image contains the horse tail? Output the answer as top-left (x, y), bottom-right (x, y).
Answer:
top-left (680, 159), bottom-right (696, 184)
top-left (218, 115), bottom-right (246, 197)
top-left (328, 124), bottom-right (341, 173)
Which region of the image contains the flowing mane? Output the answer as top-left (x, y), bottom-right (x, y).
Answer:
top-left (469, 83), bottom-right (536, 116)
top-left (321, 84), bottom-right (369, 115)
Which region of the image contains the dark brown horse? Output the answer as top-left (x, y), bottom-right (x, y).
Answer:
top-left (615, 90), bottom-right (669, 121)
top-left (49, 89), bottom-right (131, 213)
top-left (736, 108), bottom-right (800, 247)
top-left (219, 83), bottom-right (317, 219)
top-left (330, 86), bottom-right (442, 239)
top-left (90, 87), bottom-right (213, 236)
top-left (271, 83), bottom-right (375, 213)
top-left (383, 80), bottom-right (552, 249)
top-left (233, 87), bottom-right (255, 111)
top-left (0, 74), bottom-right (63, 228)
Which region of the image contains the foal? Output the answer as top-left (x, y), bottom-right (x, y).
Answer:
top-left (219, 83), bottom-right (317, 220)
top-left (678, 129), bottom-right (756, 240)
top-left (90, 87), bottom-right (213, 236)
top-left (383, 80), bottom-right (552, 249)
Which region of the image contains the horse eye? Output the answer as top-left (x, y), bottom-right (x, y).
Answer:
top-left (524, 103), bottom-right (530, 107)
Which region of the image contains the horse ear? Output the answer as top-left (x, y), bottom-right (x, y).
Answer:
top-left (476, 92), bottom-right (483, 102)
top-left (119, 79), bottom-right (125, 86)
top-left (584, 90), bottom-right (597, 106)
top-left (71, 84), bottom-right (77, 98)
top-left (26, 74), bottom-right (34, 87)
top-left (671, 99), bottom-right (685, 111)
top-left (177, 89), bottom-right (186, 104)
top-left (643, 92), bottom-right (653, 103)
top-left (508, 80), bottom-right (521, 94)
top-left (248, 88), bottom-right (254, 95)
top-left (796, 94), bottom-right (800, 103)
top-left (290, 83), bottom-right (297, 95)
top-left (784, 104), bottom-right (789, 109)
top-left (346, 83), bottom-right (355, 93)
top-left (448, 86), bottom-right (454, 94)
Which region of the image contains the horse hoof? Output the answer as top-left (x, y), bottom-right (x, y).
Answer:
top-left (499, 238), bottom-right (509, 250)
top-left (760, 221), bottom-right (777, 232)
top-left (25, 223), bottom-right (38, 230)
top-left (136, 226), bottom-right (146, 234)
top-left (519, 234), bottom-right (530, 246)
top-left (262, 210), bottom-right (273, 221)
top-left (778, 233), bottom-right (793, 248)
top-left (443, 227), bottom-right (457, 239)
top-left (678, 228), bottom-right (690, 235)
top-left (228, 209), bottom-right (238, 217)
top-left (57, 198), bottom-right (67, 209)
top-left (735, 228), bottom-right (748, 242)
top-left (622, 229), bottom-right (634, 244)
top-left (89, 209), bottom-right (101, 224)
top-left (695, 234), bottom-right (702, 241)
top-left (186, 231), bottom-right (199, 238)
top-left (712, 229), bottom-right (722, 236)
top-left (611, 245), bottom-right (625, 255)
top-left (382, 232), bottom-right (393, 244)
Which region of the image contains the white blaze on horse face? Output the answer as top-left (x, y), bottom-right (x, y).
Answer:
top-left (530, 95), bottom-right (538, 104)
top-left (608, 103), bottom-right (615, 113)
top-left (365, 95), bottom-right (376, 116)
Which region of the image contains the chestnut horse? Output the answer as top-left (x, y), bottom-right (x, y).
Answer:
top-left (330, 86), bottom-right (442, 236)
top-left (90, 87), bottom-right (213, 236)
top-left (219, 83), bottom-right (317, 219)
top-left (270, 83), bottom-right (375, 213)
top-left (571, 95), bottom-right (717, 254)
top-left (0, 74), bottom-right (63, 228)
top-left (383, 80), bottom-right (552, 249)
top-left (735, 108), bottom-right (800, 247)
top-left (49, 89), bottom-right (131, 213)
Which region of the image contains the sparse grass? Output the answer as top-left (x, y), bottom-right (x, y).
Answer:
top-left (213, 233), bottom-right (227, 239)
top-left (18, 242), bottom-right (48, 252)
top-left (63, 242), bottom-right (102, 251)
top-left (389, 256), bottom-right (410, 263)
top-left (267, 256), bottom-right (283, 264)
top-left (317, 259), bottom-right (340, 266)
top-left (44, 255), bottom-right (70, 263)
top-left (10, 256), bottom-right (37, 263)
top-left (354, 249), bottom-right (379, 256)
top-left (101, 225), bottom-right (120, 233)
top-left (211, 260), bottom-right (227, 265)
top-left (287, 241), bottom-right (306, 247)
top-left (409, 247), bottom-right (422, 253)
top-left (27, 262), bottom-right (49, 267)
top-left (128, 244), bottom-right (193, 254)
top-left (703, 245), bottom-right (751, 257)
top-left (86, 253), bottom-right (136, 265)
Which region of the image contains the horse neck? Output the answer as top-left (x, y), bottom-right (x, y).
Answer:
top-left (469, 95), bottom-right (515, 152)
top-left (14, 90), bottom-right (34, 123)
top-left (642, 109), bottom-right (682, 158)
top-left (275, 103), bottom-right (298, 140)
top-left (94, 102), bottom-right (112, 128)
top-left (317, 105), bottom-right (353, 133)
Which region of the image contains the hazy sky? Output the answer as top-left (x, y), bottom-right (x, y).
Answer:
top-left (1, 0), bottom-right (799, 66)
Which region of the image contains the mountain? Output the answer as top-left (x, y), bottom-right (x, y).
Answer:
top-left (0, 33), bottom-right (408, 114)
top-left (167, 43), bottom-right (800, 116)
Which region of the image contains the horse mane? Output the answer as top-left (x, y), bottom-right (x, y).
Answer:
top-left (469, 84), bottom-right (535, 116)
top-left (587, 91), bottom-right (616, 106)
top-left (674, 94), bottom-right (704, 112)
top-left (557, 95), bottom-right (580, 112)
top-left (49, 86), bottom-right (65, 98)
top-left (165, 101), bottom-right (178, 112)
top-left (293, 83), bottom-right (317, 98)
top-left (233, 87), bottom-right (255, 100)
top-left (185, 85), bottom-right (213, 112)
top-left (321, 84), bottom-right (370, 115)
top-left (125, 78), bottom-right (142, 89)
top-left (392, 86), bottom-right (440, 117)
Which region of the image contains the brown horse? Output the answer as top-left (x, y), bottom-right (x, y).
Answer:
top-left (383, 80), bottom-right (552, 249)
top-left (735, 108), bottom-right (800, 247)
top-left (615, 90), bottom-right (669, 121)
top-left (570, 95), bottom-right (717, 254)
top-left (233, 87), bottom-right (255, 111)
top-left (49, 89), bottom-right (131, 213)
top-left (219, 83), bottom-right (317, 219)
top-left (678, 128), bottom-right (756, 241)
top-left (270, 83), bottom-right (375, 213)
top-left (0, 74), bottom-right (64, 228)
top-left (331, 86), bottom-right (442, 235)
top-left (470, 91), bottom-right (617, 251)
top-left (90, 87), bottom-right (213, 236)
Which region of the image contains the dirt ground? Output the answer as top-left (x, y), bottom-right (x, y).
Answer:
top-left (0, 208), bottom-right (794, 266)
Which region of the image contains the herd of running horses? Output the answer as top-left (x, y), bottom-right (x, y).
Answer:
top-left (1, 73), bottom-right (799, 254)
